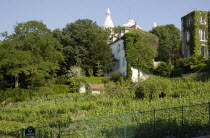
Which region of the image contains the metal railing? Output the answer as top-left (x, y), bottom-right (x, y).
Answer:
top-left (2, 102), bottom-right (210, 138)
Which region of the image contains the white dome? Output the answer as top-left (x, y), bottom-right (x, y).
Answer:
top-left (103, 8), bottom-right (114, 28)
top-left (123, 19), bottom-right (142, 29)
top-left (123, 19), bottom-right (135, 27)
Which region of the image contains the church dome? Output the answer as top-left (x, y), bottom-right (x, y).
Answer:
top-left (123, 19), bottom-right (135, 27)
top-left (123, 19), bottom-right (142, 30)
top-left (103, 8), bottom-right (114, 28)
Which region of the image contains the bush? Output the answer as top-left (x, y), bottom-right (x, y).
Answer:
top-left (68, 79), bottom-right (81, 93)
top-left (0, 84), bottom-right (70, 103)
top-left (189, 56), bottom-right (208, 73)
top-left (190, 63), bottom-right (208, 72)
top-left (174, 56), bottom-right (208, 75)
top-left (154, 62), bottom-right (171, 77)
top-left (67, 66), bottom-right (83, 78)
top-left (54, 75), bottom-right (69, 85)
top-left (50, 84), bottom-right (69, 94)
top-left (135, 76), bottom-right (171, 100)
top-left (175, 58), bottom-right (191, 73)
top-left (110, 71), bottom-right (122, 82)
top-left (171, 68), bottom-right (183, 77)
top-left (3, 88), bottom-right (31, 102)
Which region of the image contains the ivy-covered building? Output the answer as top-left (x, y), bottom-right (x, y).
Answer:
top-left (103, 8), bottom-right (158, 82)
top-left (181, 10), bottom-right (210, 58)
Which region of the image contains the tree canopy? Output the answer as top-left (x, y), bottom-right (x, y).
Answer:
top-left (150, 24), bottom-right (181, 63)
top-left (124, 29), bottom-right (158, 73)
top-left (57, 19), bottom-right (113, 76)
top-left (0, 21), bottom-right (64, 88)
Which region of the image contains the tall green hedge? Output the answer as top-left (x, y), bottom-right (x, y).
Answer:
top-left (123, 29), bottom-right (158, 78)
top-left (0, 84), bottom-right (69, 103)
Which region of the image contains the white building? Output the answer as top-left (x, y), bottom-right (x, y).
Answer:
top-left (103, 8), bottom-right (151, 82)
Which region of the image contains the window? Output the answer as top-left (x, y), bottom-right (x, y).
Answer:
top-left (186, 17), bottom-right (192, 26)
top-left (201, 45), bottom-right (206, 57)
top-left (186, 31), bottom-right (190, 42)
top-left (187, 18), bottom-right (191, 26)
top-left (199, 29), bottom-right (206, 41)
top-left (200, 16), bottom-right (205, 24)
top-left (117, 44), bottom-right (120, 53)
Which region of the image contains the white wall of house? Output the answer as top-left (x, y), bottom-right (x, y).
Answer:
top-left (110, 39), bottom-right (127, 76)
top-left (131, 67), bottom-right (150, 82)
top-left (110, 39), bottom-right (150, 81)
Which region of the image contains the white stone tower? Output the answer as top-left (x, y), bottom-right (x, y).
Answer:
top-left (103, 8), bottom-right (114, 29)
top-left (153, 22), bottom-right (157, 28)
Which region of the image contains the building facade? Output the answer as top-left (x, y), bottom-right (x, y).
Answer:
top-left (181, 10), bottom-right (210, 58)
top-left (103, 8), bottom-right (151, 81)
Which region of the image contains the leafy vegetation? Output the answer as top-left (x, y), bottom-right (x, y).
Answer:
top-left (1, 75), bottom-right (210, 135)
top-left (123, 29), bottom-right (158, 74)
top-left (150, 24), bottom-right (181, 63)
top-left (181, 11), bottom-right (209, 57)
top-left (57, 19), bottom-right (113, 76)
top-left (0, 21), bottom-right (64, 88)
top-left (154, 62), bottom-right (172, 77)
top-left (1, 17), bottom-right (210, 137)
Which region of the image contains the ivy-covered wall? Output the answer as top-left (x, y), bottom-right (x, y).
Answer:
top-left (208, 12), bottom-right (210, 50)
top-left (182, 10), bottom-right (209, 57)
top-left (123, 29), bottom-right (158, 79)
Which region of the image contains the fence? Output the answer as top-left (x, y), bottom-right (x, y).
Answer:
top-left (2, 102), bottom-right (210, 138)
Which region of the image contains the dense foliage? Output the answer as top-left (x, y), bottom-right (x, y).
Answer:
top-left (154, 62), bottom-right (172, 77)
top-left (172, 55), bottom-right (209, 76)
top-left (1, 75), bottom-right (210, 135)
top-left (150, 24), bottom-right (181, 63)
top-left (0, 21), bottom-right (64, 88)
top-left (123, 29), bottom-right (158, 74)
top-left (56, 19), bottom-right (113, 76)
top-left (0, 19), bottom-right (114, 89)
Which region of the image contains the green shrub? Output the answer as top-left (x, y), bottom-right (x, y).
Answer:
top-left (69, 79), bottom-right (81, 93)
top-left (189, 56), bottom-right (208, 73)
top-left (175, 58), bottom-right (191, 73)
top-left (135, 76), bottom-right (171, 99)
top-left (3, 88), bottom-right (31, 102)
top-left (174, 56), bottom-right (208, 74)
top-left (54, 75), bottom-right (69, 85)
top-left (67, 66), bottom-right (83, 78)
top-left (0, 84), bottom-right (70, 103)
top-left (171, 68), bottom-right (184, 77)
top-left (27, 74), bottom-right (47, 87)
top-left (110, 71), bottom-right (122, 82)
top-left (154, 62), bottom-right (171, 77)
top-left (50, 84), bottom-right (69, 94)
top-left (190, 63), bottom-right (208, 72)
top-left (70, 77), bottom-right (110, 84)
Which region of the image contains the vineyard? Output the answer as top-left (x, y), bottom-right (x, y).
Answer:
top-left (1, 75), bottom-right (210, 137)
top-left (3, 102), bottom-right (210, 137)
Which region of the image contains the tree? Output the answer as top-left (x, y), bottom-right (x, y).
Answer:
top-left (59, 19), bottom-right (113, 76)
top-left (124, 29), bottom-right (158, 74)
top-left (0, 21), bottom-right (64, 88)
top-left (113, 26), bottom-right (125, 34)
top-left (150, 24), bottom-right (181, 64)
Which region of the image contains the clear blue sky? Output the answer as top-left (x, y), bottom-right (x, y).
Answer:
top-left (0, 0), bottom-right (209, 40)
